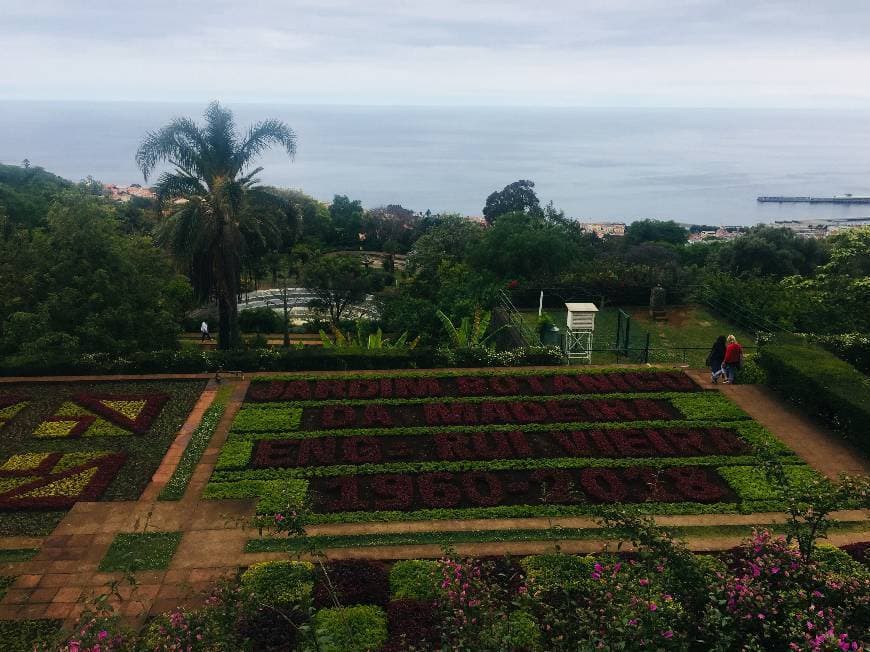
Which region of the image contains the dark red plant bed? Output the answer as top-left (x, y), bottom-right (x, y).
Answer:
top-left (300, 397), bottom-right (682, 431)
top-left (252, 427), bottom-right (750, 469)
top-left (247, 370), bottom-right (700, 403)
top-left (384, 599), bottom-right (440, 650)
top-left (312, 559), bottom-right (391, 607)
top-left (309, 466), bottom-right (736, 513)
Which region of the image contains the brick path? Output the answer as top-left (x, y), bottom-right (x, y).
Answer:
top-left (0, 369), bottom-right (866, 632)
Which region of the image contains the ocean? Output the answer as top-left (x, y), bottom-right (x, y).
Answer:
top-left (2, 101), bottom-right (870, 225)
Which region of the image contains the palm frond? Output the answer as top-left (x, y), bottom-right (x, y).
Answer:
top-left (235, 120), bottom-right (297, 174)
top-left (135, 117), bottom-right (205, 181)
top-left (152, 172), bottom-right (207, 204)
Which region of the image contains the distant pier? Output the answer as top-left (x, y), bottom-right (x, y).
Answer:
top-left (757, 195), bottom-right (870, 204)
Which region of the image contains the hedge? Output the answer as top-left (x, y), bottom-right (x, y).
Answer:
top-left (813, 334), bottom-right (870, 375)
top-left (757, 343), bottom-right (870, 452)
top-left (0, 345), bottom-right (563, 376)
top-left (240, 560), bottom-right (313, 607)
top-left (389, 560), bottom-right (440, 600)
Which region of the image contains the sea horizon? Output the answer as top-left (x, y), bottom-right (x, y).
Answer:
top-left (3, 100), bottom-right (870, 225)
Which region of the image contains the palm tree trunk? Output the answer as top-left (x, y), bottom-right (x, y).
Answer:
top-left (217, 288), bottom-right (240, 349)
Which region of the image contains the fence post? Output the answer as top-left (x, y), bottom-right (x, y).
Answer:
top-left (644, 333), bottom-right (650, 364)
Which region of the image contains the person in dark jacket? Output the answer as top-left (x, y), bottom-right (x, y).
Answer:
top-left (722, 334), bottom-right (743, 384)
top-left (706, 335), bottom-right (727, 384)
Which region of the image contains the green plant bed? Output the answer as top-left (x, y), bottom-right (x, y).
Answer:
top-left (246, 520), bottom-right (870, 552)
top-left (0, 512), bottom-right (64, 537)
top-left (159, 386), bottom-right (231, 500)
top-left (99, 532), bottom-right (182, 571)
top-left (0, 548), bottom-right (40, 562)
top-left (0, 620), bottom-right (63, 652)
top-left (0, 575), bottom-right (15, 600)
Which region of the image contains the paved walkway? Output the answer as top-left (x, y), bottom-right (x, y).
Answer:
top-left (0, 369), bottom-right (866, 630)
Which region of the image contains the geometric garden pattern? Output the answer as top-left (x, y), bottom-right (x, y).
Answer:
top-left (33, 393), bottom-right (169, 438)
top-left (0, 450), bottom-right (127, 509)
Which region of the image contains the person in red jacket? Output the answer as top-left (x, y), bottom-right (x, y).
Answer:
top-left (722, 334), bottom-right (743, 384)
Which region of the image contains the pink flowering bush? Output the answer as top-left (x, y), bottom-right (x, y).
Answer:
top-left (706, 530), bottom-right (868, 651)
top-left (435, 556), bottom-right (540, 651)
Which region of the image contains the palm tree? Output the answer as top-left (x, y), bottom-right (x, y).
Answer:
top-left (136, 102), bottom-right (296, 349)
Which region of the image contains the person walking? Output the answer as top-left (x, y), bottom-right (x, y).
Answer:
top-left (722, 334), bottom-right (743, 384)
top-left (705, 335), bottom-right (727, 384)
top-left (200, 320), bottom-right (213, 342)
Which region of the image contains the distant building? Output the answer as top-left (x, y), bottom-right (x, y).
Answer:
top-left (579, 222), bottom-right (626, 238)
top-left (103, 183), bottom-right (155, 202)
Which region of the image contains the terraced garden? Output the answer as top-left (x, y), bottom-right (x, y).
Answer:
top-left (206, 369), bottom-right (816, 542)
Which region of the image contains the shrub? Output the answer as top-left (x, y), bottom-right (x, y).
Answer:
top-left (388, 560), bottom-right (440, 600)
top-left (757, 343), bottom-right (870, 452)
top-left (482, 609), bottom-right (541, 651)
top-left (520, 554), bottom-right (596, 593)
top-left (240, 560), bottom-right (314, 607)
top-left (314, 605), bottom-right (388, 652)
top-left (239, 307), bottom-right (284, 333)
top-left (814, 544), bottom-right (868, 577)
top-left (313, 560), bottom-right (390, 607)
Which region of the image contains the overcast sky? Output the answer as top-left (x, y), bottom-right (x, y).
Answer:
top-left (2, 0), bottom-right (869, 107)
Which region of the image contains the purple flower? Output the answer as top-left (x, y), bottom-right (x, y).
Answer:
top-left (662, 630), bottom-right (674, 639)
top-left (649, 602), bottom-right (658, 611)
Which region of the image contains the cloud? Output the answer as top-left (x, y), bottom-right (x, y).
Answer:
top-left (1, 0), bottom-right (869, 106)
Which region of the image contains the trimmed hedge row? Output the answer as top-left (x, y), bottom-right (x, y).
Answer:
top-left (757, 343), bottom-right (870, 453)
top-left (0, 346), bottom-right (563, 376)
top-left (814, 334), bottom-right (870, 375)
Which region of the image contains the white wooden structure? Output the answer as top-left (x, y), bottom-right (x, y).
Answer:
top-left (565, 302), bottom-right (598, 362)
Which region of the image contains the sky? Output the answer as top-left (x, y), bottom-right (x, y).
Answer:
top-left (2, 0), bottom-right (870, 107)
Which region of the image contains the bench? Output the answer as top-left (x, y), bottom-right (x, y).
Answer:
top-left (215, 369), bottom-right (244, 383)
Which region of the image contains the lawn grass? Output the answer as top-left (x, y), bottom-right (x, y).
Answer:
top-left (99, 531), bottom-right (182, 571)
top-left (522, 304), bottom-right (754, 366)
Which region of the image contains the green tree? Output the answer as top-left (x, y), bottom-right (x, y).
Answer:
top-left (482, 179), bottom-right (542, 225)
top-left (624, 219), bottom-right (688, 246)
top-left (0, 192), bottom-right (190, 360)
top-left (472, 210), bottom-right (581, 283)
top-left (301, 255), bottom-right (382, 326)
top-left (329, 195), bottom-right (365, 247)
top-left (135, 102), bottom-right (297, 349)
top-left (714, 225), bottom-right (828, 278)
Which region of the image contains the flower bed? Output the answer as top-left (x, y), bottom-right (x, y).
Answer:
top-left (0, 380), bottom-right (205, 535)
top-left (207, 368), bottom-right (816, 524)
